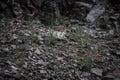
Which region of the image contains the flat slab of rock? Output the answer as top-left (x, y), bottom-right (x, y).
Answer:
top-left (91, 68), bottom-right (103, 76)
top-left (86, 5), bottom-right (105, 22)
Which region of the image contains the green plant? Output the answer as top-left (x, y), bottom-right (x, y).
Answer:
top-left (47, 17), bottom-right (57, 45)
top-left (20, 20), bottom-right (41, 43)
top-left (70, 26), bottom-right (93, 71)
top-left (84, 56), bottom-right (93, 71)
top-left (45, 15), bottom-right (66, 45)
top-left (47, 30), bottom-right (56, 45)
top-left (20, 29), bottom-right (38, 43)
top-left (71, 27), bottom-right (86, 54)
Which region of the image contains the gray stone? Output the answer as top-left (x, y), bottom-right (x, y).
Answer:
top-left (75, 2), bottom-right (92, 8)
top-left (40, 70), bottom-right (47, 74)
top-left (57, 57), bottom-right (63, 61)
top-left (29, 47), bottom-right (34, 51)
top-left (17, 39), bottom-right (23, 44)
top-left (37, 60), bottom-right (48, 66)
top-left (11, 65), bottom-right (18, 70)
top-left (103, 74), bottom-right (114, 80)
top-left (109, 30), bottom-right (114, 35)
top-left (11, 45), bottom-right (16, 49)
top-left (24, 33), bottom-right (30, 36)
top-left (12, 34), bottom-right (18, 39)
top-left (106, 52), bottom-right (110, 56)
top-left (116, 51), bottom-right (120, 55)
top-left (91, 68), bottom-right (103, 76)
top-left (85, 29), bottom-right (98, 38)
top-left (10, 66), bottom-right (19, 74)
top-left (38, 35), bottom-right (44, 41)
top-left (82, 72), bottom-right (91, 77)
top-left (80, 78), bottom-right (89, 80)
top-left (23, 62), bottom-right (28, 68)
top-left (35, 48), bottom-right (42, 55)
top-left (70, 19), bottom-right (80, 24)
top-left (2, 48), bottom-right (10, 53)
top-left (86, 5), bottom-right (105, 22)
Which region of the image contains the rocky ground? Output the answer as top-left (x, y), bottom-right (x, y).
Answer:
top-left (0, 1), bottom-right (120, 80)
top-left (0, 14), bottom-right (120, 80)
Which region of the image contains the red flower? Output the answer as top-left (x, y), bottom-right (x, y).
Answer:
top-left (95, 54), bottom-right (100, 59)
top-left (75, 48), bottom-right (79, 53)
top-left (31, 12), bottom-right (35, 16)
top-left (45, 29), bottom-right (49, 33)
top-left (59, 29), bottom-right (64, 32)
top-left (33, 27), bottom-right (38, 31)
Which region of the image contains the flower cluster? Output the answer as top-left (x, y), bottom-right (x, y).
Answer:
top-left (74, 49), bottom-right (100, 59)
top-left (45, 29), bottom-right (49, 33)
top-left (31, 12), bottom-right (35, 17)
top-left (59, 29), bottom-right (64, 32)
top-left (33, 26), bottom-right (38, 31)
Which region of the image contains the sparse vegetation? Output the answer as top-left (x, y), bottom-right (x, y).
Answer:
top-left (0, 0), bottom-right (120, 80)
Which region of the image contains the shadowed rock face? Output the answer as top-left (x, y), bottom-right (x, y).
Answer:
top-left (109, 0), bottom-right (120, 5)
top-left (0, 0), bottom-right (119, 19)
top-left (108, 0), bottom-right (120, 10)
